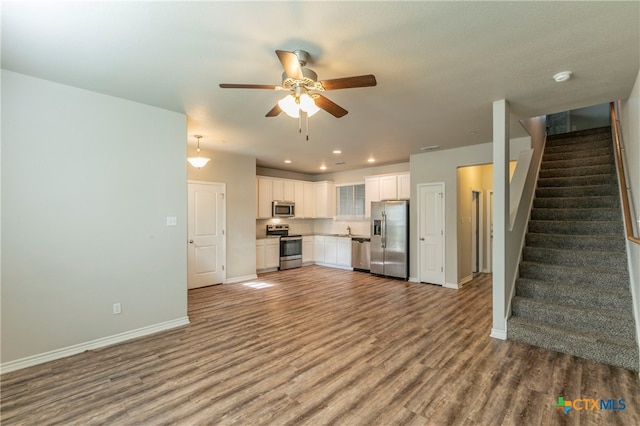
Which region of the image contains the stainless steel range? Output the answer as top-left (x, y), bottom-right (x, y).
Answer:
top-left (266, 224), bottom-right (302, 270)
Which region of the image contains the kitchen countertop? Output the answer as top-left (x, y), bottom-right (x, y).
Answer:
top-left (257, 233), bottom-right (370, 240)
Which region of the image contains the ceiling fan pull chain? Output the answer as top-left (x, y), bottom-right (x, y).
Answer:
top-left (306, 113), bottom-right (310, 141)
top-left (298, 115), bottom-right (302, 134)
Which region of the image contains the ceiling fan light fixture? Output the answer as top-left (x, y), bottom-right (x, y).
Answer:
top-left (278, 94), bottom-right (300, 118)
top-left (299, 93), bottom-right (320, 116)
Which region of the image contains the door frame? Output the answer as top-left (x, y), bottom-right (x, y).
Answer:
top-left (187, 180), bottom-right (227, 287)
top-left (486, 189), bottom-right (493, 273)
top-left (471, 189), bottom-right (484, 275)
top-left (417, 182), bottom-right (446, 285)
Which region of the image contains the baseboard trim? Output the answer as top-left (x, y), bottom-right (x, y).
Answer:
top-left (225, 274), bottom-right (258, 284)
top-left (0, 316), bottom-right (190, 374)
top-left (458, 274), bottom-right (473, 287)
top-left (490, 328), bottom-right (507, 340)
top-left (443, 282), bottom-right (459, 289)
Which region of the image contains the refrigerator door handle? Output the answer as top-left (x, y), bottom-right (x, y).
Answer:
top-left (381, 211), bottom-right (386, 248)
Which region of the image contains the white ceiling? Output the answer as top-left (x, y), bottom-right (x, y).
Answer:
top-left (2, 1), bottom-right (639, 175)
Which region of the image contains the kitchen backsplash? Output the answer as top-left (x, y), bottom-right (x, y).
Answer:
top-left (256, 218), bottom-right (370, 237)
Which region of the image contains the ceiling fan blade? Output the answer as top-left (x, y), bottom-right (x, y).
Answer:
top-left (276, 50), bottom-right (303, 80)
top-left (265, 104), bottom-right (282, 117)
top-left (320, 74), bottom-right (377, 91)
top-left (219, 83), bottom-right (277, 89)
top-left (314, 95), bottom-right (348, 118)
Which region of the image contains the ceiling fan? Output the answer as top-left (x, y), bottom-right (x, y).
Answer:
top-left (219, 49), bottom-right (377, 119)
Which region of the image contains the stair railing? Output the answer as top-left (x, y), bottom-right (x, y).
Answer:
top-left (610, 102), bottom-right (640, 244)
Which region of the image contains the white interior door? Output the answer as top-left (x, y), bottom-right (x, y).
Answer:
top-left (188, 182), bottom-right (226, 288)
top-left (418, 183), bottom-right (445, 285)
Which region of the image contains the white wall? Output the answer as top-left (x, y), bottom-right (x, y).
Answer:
top-left (187, 149), bottom-right (257, 282)
top-left (410, 138), bottom-right (530, 286)
top-left (1, 71), bottom-right (188, 366)
top-left (620, 69), bottom-right (640, 355)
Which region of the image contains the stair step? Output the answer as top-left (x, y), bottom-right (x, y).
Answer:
top-left (536, 184), bottom-right (618, 198)
top-left (525, 233), bottom-right (626, 252)
top-left (530, 207), bottom-right (621, 221)
top-left (519, 261), bottom-right (630, 291)
top-left (512, 296), bottom-right (636, 340)
top-left (533, 196), bottom-right (619, 209)
top-left (539, 164), bottom-right (616, 179)
top-left (507, 316), bottom-right (638, 372)
top-left (543, 139), bottom-right (611, 155)
top-left (528, 220), bottom-right (623, 235)
top-left (546, 127), bottom-right (612, 142)
top-left (541, 155), bottom-right (614, 170)
top-left (522, 246), bottom-right (628, 270)
top-left (515, 278), bottom-right (633, 313)
top-left (537, 174), bottom-right (617, 188)
top-left (543, 146), bottom-right (612, 162)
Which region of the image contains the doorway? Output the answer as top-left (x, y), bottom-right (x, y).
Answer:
top-left (471, 190), bottom-right (483, 276)
top-left (418, 182), bottom-right (445, 285)
top-left (187, 181), bottom-right (226, 288)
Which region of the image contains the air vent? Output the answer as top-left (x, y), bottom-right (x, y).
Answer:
top-left (333, 161), bottom-right (346, 165)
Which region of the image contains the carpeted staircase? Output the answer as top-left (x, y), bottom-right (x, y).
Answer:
top-left (507, 126), bottom-right (639, 371)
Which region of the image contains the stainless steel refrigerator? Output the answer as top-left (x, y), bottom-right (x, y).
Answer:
top-left (370, 200), bottom-right (409, 279)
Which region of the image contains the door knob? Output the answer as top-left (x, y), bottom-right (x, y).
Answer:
top-left (189, 240), bottom-right (194, 244)
top-left (420, 237), bottom-right (425, 241)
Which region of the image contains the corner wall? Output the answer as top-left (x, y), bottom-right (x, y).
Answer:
top-left (1, 71), bottom-right (188, 368)
top-left (187, 149), bottom-right (257, 282)
top-left (410, 138), bottom-right (529, 286)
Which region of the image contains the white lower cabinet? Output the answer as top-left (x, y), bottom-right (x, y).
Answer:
top-left (311, 236), bottom-right (351, 270)
top-left (256, 238), bottom-right (280, 271)
top-left (313, 236), bottom-right (325, 263)
top-left (324, 237), bottom-right (338, 265)
top-left (337, 237), bottom-right (352, 267)
top-left (302, 236), bottom-right (314, 264)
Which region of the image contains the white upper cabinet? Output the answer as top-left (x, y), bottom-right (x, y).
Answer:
top-left (379, 175), bottom-right (398, 200)
top-left (256, 176), bottom-right (336, 219)
top-left (294, 181), bottom-right (305, 218)
top-left (257, 177), bottom-right (273, 219)
top-left (364, 172), bottom-right (410, 217)
top-left (272, 179), bottom-right (284, 201)
top-left (303, 182), bottom-right (315, 218)
top-left (397, 173), bottom-right (410, 199)
top-left (315, 181), bottom-right (335, 218)
top-left (283, 180), bottom-right (295, 202)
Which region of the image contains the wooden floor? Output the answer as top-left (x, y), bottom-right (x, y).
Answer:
top-left (2, 266), bottom-right (639, 425)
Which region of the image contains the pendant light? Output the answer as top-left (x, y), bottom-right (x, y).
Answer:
top-left (187, 135), bottom-right (211, 168)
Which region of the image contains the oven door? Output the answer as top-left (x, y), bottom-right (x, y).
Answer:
top-left (280, 237), bottom-right (302, 258)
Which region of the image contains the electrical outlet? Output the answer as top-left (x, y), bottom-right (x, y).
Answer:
top-left (166, 216), bottom-right (177, 226)
top-left (113, 303), bottom-right (122, 315)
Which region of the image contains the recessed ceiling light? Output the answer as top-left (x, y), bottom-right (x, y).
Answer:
top-left (420, 145), bottom-right (440, 151)
top-left (553, 71), bottom-right (573, 83)
top-left (332, 150), bottom-right (342, 154)
top-left (367, 158), bottom-right (375, 163)
top-left (320, 165), bottom-right (327, 170)
top-left (284, 159), bottom-right (292, 164)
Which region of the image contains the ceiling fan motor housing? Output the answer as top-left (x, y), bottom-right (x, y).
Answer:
top-left (281, 67), bottom-right (320, 91)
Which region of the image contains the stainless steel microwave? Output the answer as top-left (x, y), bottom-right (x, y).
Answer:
top-left (272, 200), bottom-right (295, 217)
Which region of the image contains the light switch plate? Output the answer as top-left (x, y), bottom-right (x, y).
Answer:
top-left (166, 216), bottom-right (177, 226)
